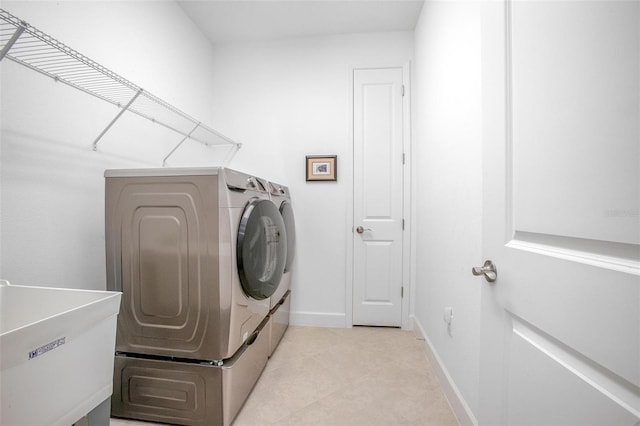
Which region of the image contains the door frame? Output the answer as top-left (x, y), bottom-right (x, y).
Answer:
top-left (345, 62), bottom-right (413, 330)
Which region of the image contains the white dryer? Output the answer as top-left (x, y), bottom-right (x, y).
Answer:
top-left (105, 167), bottom-right (286, 425)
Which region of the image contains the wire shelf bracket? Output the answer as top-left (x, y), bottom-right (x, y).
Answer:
top-left (0, 8), bottom-right (241, 166)
top-left (0, 18), bottom-right (24, 61)
top-left (163, 122), bottom-right (200, 167)
top-left (92, 88), bottom-right (143, 151)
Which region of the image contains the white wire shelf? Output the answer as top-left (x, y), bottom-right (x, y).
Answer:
top-left (0, 8), bottom-right (241, 166)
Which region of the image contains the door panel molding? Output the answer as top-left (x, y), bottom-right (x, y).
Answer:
top-left (510, 313), bottom-right (640, 420)
top-left (507, 0), bottom-right (640, 247)
top-left (508, 231), bottom-right (640, 275)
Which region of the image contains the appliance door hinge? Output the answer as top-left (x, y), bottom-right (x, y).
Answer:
top-left (402, 153), bottom-right (405, 165)
top-left (402, 219), bottom-right (405, 230)
top-left (401, 286), bottom-right (404, 298)
top-left (401, 85), bottom-right (405, 97)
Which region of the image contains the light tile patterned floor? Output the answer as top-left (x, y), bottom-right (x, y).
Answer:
top-left (111, 326), bottom-right (459, 426)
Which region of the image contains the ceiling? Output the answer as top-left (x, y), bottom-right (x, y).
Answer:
top-left (177, 0), bottom-right (425, 44)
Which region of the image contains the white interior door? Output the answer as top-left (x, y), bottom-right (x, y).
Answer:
top-left (352, 67), bottom-right (404, 327)
top-left (479, 1), bottom-right (639, 424)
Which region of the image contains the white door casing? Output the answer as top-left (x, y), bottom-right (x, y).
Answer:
top-left (479, 1), bottom-right (639, 425)
top-left (352, 67), bottom-right (404, 327)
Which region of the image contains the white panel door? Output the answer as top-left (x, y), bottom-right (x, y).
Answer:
top-left (353, 67), bottom-right (404, 327)
top-left (479, 1), bottom-right (639, 425)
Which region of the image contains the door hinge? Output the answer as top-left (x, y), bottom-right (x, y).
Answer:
top-left (401, 286), bottom-right (404, 298)
top-left (402, 153), bottom-right (405, 164)
top-left (402, 219), bottom-right (405, 230)
top-left (401, 85), bottom-right (405, 97)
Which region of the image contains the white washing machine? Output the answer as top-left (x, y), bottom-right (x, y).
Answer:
top-left (105, 167), bottom-right (286, 425)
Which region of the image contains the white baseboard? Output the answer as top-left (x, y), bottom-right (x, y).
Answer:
top-left (413, 317), bottom-right (478, 426)
top-left (289, 311), bottom-right (346, 328)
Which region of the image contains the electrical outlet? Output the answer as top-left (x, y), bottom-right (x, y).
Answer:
top-left (443, 307), bottom-right (453, 325)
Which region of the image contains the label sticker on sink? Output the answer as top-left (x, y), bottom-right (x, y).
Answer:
top-left (28, 337), bottom-right (66, 360)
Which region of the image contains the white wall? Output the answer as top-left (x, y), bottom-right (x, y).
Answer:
top-left (0, 1), bottom-right (221, 289)
top-left (212, 32), bottom-right (414, 326)
top-left (412, 1), bottom-right (482, 422)
top-left (1, 2), bottom-right (415, 323)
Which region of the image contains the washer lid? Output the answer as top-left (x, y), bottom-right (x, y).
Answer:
top-left (237, 199), bottom-right (286, 300)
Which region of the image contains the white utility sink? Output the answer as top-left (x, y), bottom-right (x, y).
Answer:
top-left (0, 280), bottom-right (121, 426)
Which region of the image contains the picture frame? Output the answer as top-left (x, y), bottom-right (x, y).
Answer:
top-left (305, 155), bottom-right (337, 182)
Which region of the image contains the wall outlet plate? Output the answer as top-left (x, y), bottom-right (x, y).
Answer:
top-left (443, 307), bottom-right (453, 325)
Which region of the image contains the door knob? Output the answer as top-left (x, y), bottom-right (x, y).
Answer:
top-left (356, 226), bottom-right (372, 234)
top-left (472, 260), bottom-right (497, 282)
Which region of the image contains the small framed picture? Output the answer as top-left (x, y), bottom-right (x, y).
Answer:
top-left (306, 155), bottom-right (337, 182)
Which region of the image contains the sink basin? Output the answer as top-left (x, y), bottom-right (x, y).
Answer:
top-left (0, 280), bottom-right (121, 426)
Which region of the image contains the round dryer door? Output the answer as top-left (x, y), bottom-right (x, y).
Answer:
top-left (280, 201), bottom-right (296, 273)
top-left (237, 198), bottom-right (287, 300)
